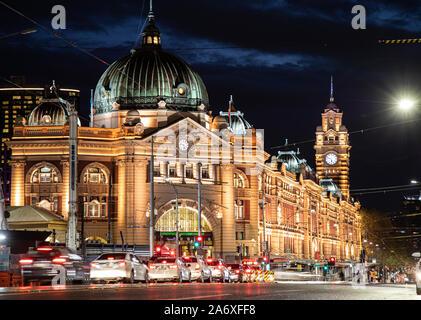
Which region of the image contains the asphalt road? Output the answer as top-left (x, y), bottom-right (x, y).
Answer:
top-left (0, 281), bottom-right (419, 300)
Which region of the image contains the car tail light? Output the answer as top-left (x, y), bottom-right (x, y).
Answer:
top-left (228, 266), bottom-right (231, 270)
top-left (195, 263), bottom-right (200, 270)
top-left (52, 257), bottom-right (67, 264)
top-left (107, 257), bottom-right (115, 260)
top-left (218, 265), bottom-right (223, 270)
top-left (169, 264), bottom-right (177, 269)
top-left (170, 250), bottom-right (175, 256)
top-left (235, 270), bottom-right (240, 274)
top-left (207, 258), bottom-right (213, 263)
top-left (37, 247), bottom-right (53, 252)
top-left (162, 260), bottom-right (167, 264)
top-left (246, 269), bottom-right (252, 274)
top-left (149, 265), bottom-right (157, 269)
top-left (90, 262), bottom-right (98, 268)
top-left (118, 261), bottom-right (126, 267)
top-left (19, 258), bottom-right (34, 265)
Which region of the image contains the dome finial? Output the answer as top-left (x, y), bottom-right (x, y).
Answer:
top-left (142, 0), bottom-right (161, 48)
top-left (330, 75), bottom-right (334, 102)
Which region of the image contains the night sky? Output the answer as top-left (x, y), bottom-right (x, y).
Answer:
top-left (1, 0), bottom-right (421, 213)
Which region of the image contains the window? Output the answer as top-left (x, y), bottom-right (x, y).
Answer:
top-left (233, 173), bottom-right (245, 188)
top-left (153, 164), bottom-right (160, 177)
top-left (234, 200), bottom-right (244, 219)
top-left (236, 232), bottom-right (244, 240)
top-left (31, 166), bottom-right (59, 183)
top-left (83, 167), bottom-right (107, 183)
top-left (201, 166), bottom-right (210, 179)
top-left (168, 165), bottom-right (176, 177)
top-left (185, 166), bottom-right (193, 179)
top-left (84, 197), bottom-right (107, 218)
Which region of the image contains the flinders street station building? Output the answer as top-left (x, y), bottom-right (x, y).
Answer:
top-left (5, 9), bottom-right (361, 265)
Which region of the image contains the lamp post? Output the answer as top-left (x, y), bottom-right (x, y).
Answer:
top-left (166, 179), bottom-right (179, 258)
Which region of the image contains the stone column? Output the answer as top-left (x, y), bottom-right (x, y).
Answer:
top-left (115, 160), bottom-right (126, 243)
top-left (132, 160), bottom-right (149, 244)
top-left (10, 161), bottom-right (25, 207)
top-left (220, 164), bottom-right (236, 262)
top-left (248, 170), bottom-right (260, 257)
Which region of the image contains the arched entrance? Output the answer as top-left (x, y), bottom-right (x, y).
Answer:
top-left (155, 206), bottom-right (214, 257)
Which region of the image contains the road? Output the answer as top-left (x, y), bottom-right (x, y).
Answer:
top-left (0, 281), bottom-right (419, 300)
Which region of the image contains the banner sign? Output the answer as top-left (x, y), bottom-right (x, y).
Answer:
top-left (0, 246), bottom-right (10, 271)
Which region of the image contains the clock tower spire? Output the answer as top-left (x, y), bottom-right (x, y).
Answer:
top-left (314, 78), bottom-right (351, 199)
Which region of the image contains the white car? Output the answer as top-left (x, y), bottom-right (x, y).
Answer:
top-left (148, 257), bottom-right (191, 283)
top-left (182, 256), bottom-right (212, 282)
top-left (206, 258), bottom-right (230, 282)
top-left (90, 252), bottom-right (149, 284)
top-left (412, 252), bottom-right (421, 295)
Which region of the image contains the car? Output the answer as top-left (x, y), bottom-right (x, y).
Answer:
top-left (412, 252), bottom-right (421, 295)
top-left (182, 256), bottom-right (212, 282)
top-left (90, 252), bottom-right (148, 284)
top-left (19, 245), bottom-right (90, 286)
top-left (226, 263), bottom-right (245, 283)
top-left (206, 258), bottom-right (230, 282)
top-left (148, 256), bottom-right (191, 283)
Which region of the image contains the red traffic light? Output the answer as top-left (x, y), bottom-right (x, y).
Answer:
top-left (329, 257), bottom-right (335, 263)
top-left (262, 256), bottom-right (268, 262)
top-left (196, 235), bottom-right (203, 242)
top-left (170, 250), bottom-right (175, 256)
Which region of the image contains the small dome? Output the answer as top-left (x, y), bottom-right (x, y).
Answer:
top-left (218, 110), bottom-right (253, 136)
top-left (28, 100), bottom-right (68, 126)
top-left (276, 149), bottom-right (313, 175)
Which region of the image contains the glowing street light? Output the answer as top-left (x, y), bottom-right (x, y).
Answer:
top-left (398, 98), bottom-right (415, 111)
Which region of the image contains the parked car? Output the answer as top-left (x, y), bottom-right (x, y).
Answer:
top-left (90, 252), bottom-right (149, 284)
top-left (182, 256), bottom-right (212, 282)
top-left (148, 256), bottom-right (191, 283)
top-left (19, 245), bottom-right (90, 285)
top-left (206, 258), bottom-right (230, 282)
top-left (226, 263), bottom-right (245, 283)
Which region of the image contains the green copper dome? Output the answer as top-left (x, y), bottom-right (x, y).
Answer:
top-left (94, 8), bottom-right (209, 114)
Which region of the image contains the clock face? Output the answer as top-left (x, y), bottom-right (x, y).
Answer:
top-left (179, 138), bottom-right (189, 152)
top-left (325, 153), bottom-right (338, 165)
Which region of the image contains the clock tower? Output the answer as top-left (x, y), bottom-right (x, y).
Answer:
top-left (314, 77), bottom-right (351, 199)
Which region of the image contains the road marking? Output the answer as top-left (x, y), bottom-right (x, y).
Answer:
top-left (173, 294), bottom-right (232, 300)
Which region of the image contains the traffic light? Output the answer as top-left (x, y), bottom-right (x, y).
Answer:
top-left (261, 256), bottom-right (268, 265)
top-left (328, 257), bottom-right (336, 266)
top-left (194, 235), bottom-right (203, 249)
top-left (323, 264), bottom-right (328, 276)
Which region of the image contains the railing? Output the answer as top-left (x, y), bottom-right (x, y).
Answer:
top-left (13, 126), bottom-right (121, 139)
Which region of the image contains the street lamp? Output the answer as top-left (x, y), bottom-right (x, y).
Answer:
top-left (398, 98), bottom-right (415, 111)
top-left (165, 179), bottom-right (179, 258)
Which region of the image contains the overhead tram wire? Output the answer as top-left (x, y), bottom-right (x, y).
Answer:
top-left (0, 1), bottom-right (110, 67)
top-left (269, 117), bottom-right (421, 150)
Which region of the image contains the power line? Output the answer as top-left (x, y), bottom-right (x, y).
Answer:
top-left (270, 117), bottom-right (421, 150)
top-left (0, 1), bottom-right (110, 66)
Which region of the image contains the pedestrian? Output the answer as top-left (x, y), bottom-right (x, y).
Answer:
top-left (339, 270), bottom-right (345, 281)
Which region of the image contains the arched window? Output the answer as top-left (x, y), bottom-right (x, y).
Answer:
top-left (83, 167), bottom-right (107, 184)
top-left (31, 166), bottom-right (59, 183)
top-left (233, 173), bottom-right (245, 188)
top-left (156, 207), bottom-right (212, 232)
